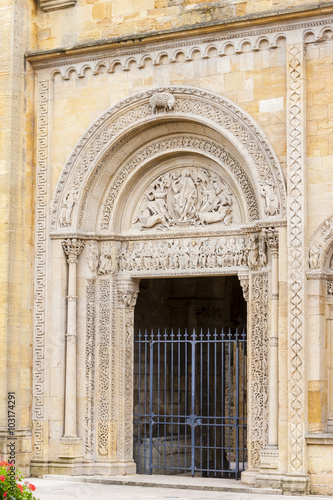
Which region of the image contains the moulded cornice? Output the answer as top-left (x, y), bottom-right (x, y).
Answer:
top-left (27, 4), bottom-right (333, 63)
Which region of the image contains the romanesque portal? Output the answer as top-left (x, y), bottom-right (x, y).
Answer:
top-left (32, 88), bottom-right (283, 482)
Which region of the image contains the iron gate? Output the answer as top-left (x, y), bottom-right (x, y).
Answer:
top-left (133, 327), bottom-right (247, 478)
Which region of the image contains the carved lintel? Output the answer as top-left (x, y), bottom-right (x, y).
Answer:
top-left (40, 0), bottom-right (77, 12)
top-left (264, 227), bottom-right (279, 255)
top-left (62, 238), bottom-right (85, 264)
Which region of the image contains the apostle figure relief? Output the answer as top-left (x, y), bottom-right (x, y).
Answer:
top-left (133, 167), bottom-right (233, 230)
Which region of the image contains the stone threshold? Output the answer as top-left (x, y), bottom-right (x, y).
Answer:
top-left (44, 474), bottom-right (282, 495)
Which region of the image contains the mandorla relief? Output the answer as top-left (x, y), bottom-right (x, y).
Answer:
top-left (133, 167), bottom-right (233, 230)
top-left (118, 234), bottom-right (266, 272)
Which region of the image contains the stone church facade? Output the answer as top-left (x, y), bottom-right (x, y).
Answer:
top-left (2, 0), bottom-right (333, 495)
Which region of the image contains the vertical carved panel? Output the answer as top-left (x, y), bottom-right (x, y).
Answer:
top-left (110, 281), bottom-right (117, 458)
top-left (98, 280), bottom-right (111, 457)
top-left (33, 81), bottom-right (49, 458)
top-left (124, 314), bottom-right (134, 459)
top-left (85, 280), bottom-right (96, 457)
top-left (249, 272), bottom-right (269, 468)
top-left (287, 42), bottom-right (305, 473)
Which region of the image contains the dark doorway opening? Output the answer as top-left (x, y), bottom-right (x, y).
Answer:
top-left (133, 276), bottom-right (247, 478)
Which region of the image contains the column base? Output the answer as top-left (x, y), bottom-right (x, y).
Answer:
top-left (259, 444), bottom-right (279, 470)
top-left (241, 468), bottom-right (259, 486)
top-left (282, 473), bottom-right (310, 495)
top-left (59, 437), bottom-right (83, 459)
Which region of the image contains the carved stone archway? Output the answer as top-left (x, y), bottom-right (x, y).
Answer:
top-left (32, 87), bottom-right (286, 480)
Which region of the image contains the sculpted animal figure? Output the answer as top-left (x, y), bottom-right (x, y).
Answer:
top-left (149, 92), bottom-right (176, 114)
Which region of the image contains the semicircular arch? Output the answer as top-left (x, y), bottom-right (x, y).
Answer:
top-left (51, 86), bottom-right (286, 236)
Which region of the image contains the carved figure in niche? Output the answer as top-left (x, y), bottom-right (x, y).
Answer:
top-left (134, 167), bottom-right (233, 230)
top-left (247, 234), bottom-right (260, 270)
top-left (259, 238), bottom-right (267, 267)
top-left (309, 243), bottom-right (322, 270)
top-left (149, 92), bottom-right (176, 114)
top-left (190, 240), bottom-right (200, 268)
top-left (98, 242), bottom-right (113, 275)
top-left (87, 240), bottom-right (99, 274)
top-left (260, 179), bottom-right (279, 217)
top-left (60, 186), bottom-right (78, 227)
top-left (322, 219), bottom-right (333, 241)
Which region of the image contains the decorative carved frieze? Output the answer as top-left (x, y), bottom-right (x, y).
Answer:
top-left (118, 235), bottom-right (266, 273)
top-left (249, 272), bottom-right (269, 468)
top-left (134, 167), bottom-right (233, 230)
top-left (40, 0), bottom-right (77, 12)
top-left (62, 238), bottom-right (85, 264)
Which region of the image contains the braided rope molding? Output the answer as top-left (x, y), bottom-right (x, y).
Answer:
top-left (50, 87), bottom-right (286, 232)
top-left (32, 81), bottom-right (49, 459)
top-left (287, 43), bottom-right (305, 473)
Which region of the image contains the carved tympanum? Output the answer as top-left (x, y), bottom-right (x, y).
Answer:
top-left (134, 168), bottom-right (233, 230)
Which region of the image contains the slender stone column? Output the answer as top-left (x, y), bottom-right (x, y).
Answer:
top-left (265, 228), bottom-right (279, 447)
top-left (61, 238), bottom-right (85, 438)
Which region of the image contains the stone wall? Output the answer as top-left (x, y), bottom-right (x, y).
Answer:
top-left (35, 0), bottom-right (333, 50)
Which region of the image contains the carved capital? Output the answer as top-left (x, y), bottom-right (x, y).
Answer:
top-left (62, 238), bottom-right (85, 264)
top-left (264, 227), bottom-right (279, 254)
top-left (117, 290), bottom-right (138, 308)
top-left (238, 273), bottom-right (249, 302)
top-left (40, 0), bottom-right (77, 12)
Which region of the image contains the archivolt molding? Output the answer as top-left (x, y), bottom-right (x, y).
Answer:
top-left (99, 135), bottom-right (260, 232)
top-left (308, 216), bottom-right (333, 272)
top-left (51, 87), bottom-right (286, 234)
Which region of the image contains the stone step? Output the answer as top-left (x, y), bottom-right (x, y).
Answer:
top-left (44, 474), bottom-right (282, 495)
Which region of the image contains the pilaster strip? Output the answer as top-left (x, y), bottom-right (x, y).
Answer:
top-left (287, 41), bottom-right (306, 473)
top-left (98, 280), bottom-right (111, 457)
top-left (33, 80), bottom-right (49, 458)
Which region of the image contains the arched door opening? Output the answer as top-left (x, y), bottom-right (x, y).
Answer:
top-left (133, 276), bottom-right (247, 478)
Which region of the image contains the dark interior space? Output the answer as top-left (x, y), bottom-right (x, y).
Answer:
top-left (133, 276), bottom-right (247, 478)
